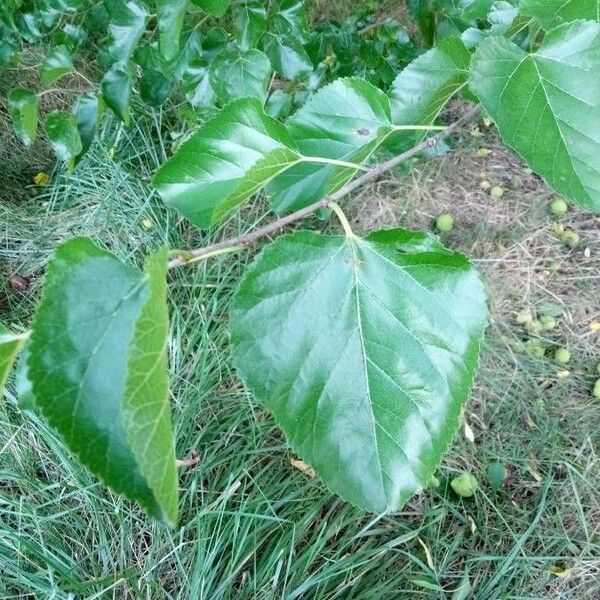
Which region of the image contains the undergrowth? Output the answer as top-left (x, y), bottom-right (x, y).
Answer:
top-left (1, 105), bottom-right (599, 598)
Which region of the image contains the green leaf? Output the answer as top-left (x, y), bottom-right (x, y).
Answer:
top-left (459, 0), bottom-right (494, 21)
top-left (45, 111), bottom-right (83, 164)
top-left (209, 48), bottom-right (272, 102)
top-left (0, 38), bottom-right (19, 70)
top-left (388, 37), bottom-right (470, 147)
top-left (263, 33), bottom-right (313, 80)
top-left (0, 325), bottom-right (28, 392)
top-left (40, 44), bottom-right (74, 85)
top-left (273, 0), bottom-right (310, 43)
top-left (8, 88), bottom-right (38, 146)
top-left (520, 0), bottom-right (600, 28)
top-left (268, 78), bottom-right (394, 213)
top-left (190, 0), bottom-right (230, 16)
top-left (407, 0), bottom-right (436, 46)
top-left (157, 0), bottom-right (188, 60)
top-left (233, 0), bottom-right (267, 50)
top-left (154, 97), bottom-right (298, 227)
top-left (28, 238), bottom-right (178, 525)
top-left (74, 92), bottom-right (103, 159)
top-left (470, 21), bottom-right (600, 212)
top-left (231, 228), bottom-right (487, 512)
top-left (102, 65), bottom-right (131, 126)
top-left (106, 0), bottom-right (148, 63)
top-left (140, 69), bottom-right (172, 106)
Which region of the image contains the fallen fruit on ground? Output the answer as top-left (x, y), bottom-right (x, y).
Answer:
top-left (435, 213), bottom-right (454, 232)
top-left (550, 199), bottom-right (568, 217)
top-left (554, 348), bottom-right (571, 365)
top-left (451, 472), bottom-right (478, 498)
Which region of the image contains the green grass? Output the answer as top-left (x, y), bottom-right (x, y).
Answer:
top-left (1, 108), bottom-right (600, 599)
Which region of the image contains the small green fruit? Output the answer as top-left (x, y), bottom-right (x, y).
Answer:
top-left (594, 379), bottom-right (600, 399)
top-left (539, 315), bottom-right (556, 331)
top-left (435, 213), bottom-right (454, 232)
top-left (554, 347), bottom-right (571, 364)
top-left (486, 462), bottom-right (506, 491)
top-left (526, 320), bottom-right (543, 335)
top-left (550, 199), bottom-right (568, 217)
top-left (596, 362), bottom-right (600, 375)
top-left (451, 472), bottom-right (478, 498)
top-left (480, 180), bottom-right (491, 191)
top-left (525, 340), bottom-right (545, 358)
top-left (553, 223), bottom-right (565, 236)
top-left (561, 230), bottom-right (580, 248)
top-left (490, 185), bottom-right (504, 199)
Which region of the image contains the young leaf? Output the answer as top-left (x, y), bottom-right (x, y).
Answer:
top-left (106, 0), bottom-right (148, 63)
top-left (74, 92), bottom-right (103, 159)
top-left (520, 0), bottom-right (600, 28)
top-left (8, 88), bottom-right (39, 146)
top-left (154, 97), bottom-right (298, 227)
top-left (28, 238), bottom-right (178, 525)
top-left (470, 21), bottom-right (600, 212)
top-left (209, 48), bottom-right (272, 102)
top-left (0, 325), bottom-right (28, 392)
top-left (267, 78), bottom-right (395, 213)
top-left (102, 65), bottom-right (131, 125)
top-left (45, 111), bottom-right (83, 164)
top-left (233, 0), bottom-right (267, 50)
top-left (40, 45), bottom-right (74, 84)
top-left (157, 0), bottom-right (188, 60)
top-left (263, 33), bottom-right (313, 80)
top-left (231, 228), bottom-right (487, 512)
top-left (190, 0), bottom-right (231, 16)
top-left (388, 37), bottom-right (470, 147)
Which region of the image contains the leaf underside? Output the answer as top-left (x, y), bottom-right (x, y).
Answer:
top-left (231, 229), bottom-right (487, 512)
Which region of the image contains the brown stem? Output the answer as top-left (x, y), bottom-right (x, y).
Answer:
top-left (167, 105), bottom-right (481, 270)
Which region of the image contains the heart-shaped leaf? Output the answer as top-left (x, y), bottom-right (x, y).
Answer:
top-left (470, 21), bottom-right (600, 212)
top-left (73, 92), bottom-right (103, 159)
top-left (27, 239), bottom-right (178, 524)
top-left (102, 64), bottom-right (131, 125)
top-left (231, 228), bottom-right (487, 512)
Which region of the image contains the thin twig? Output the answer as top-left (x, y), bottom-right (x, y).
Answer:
top-left (167, 105), bottom-right (481, 270)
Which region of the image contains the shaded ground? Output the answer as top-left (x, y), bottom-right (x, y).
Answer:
top-left (1, 100), bottom-right (599, 599)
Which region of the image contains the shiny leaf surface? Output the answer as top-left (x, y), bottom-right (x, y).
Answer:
top-left (28, 239), bottom-right (178, 524)
top-left (268, 78), bottom-right (394, 213)
top-left (157, 0), bottom-right (188, 60)
top-left (40, 44), bottom-right (74, 84)
top-left (102, 65), bottom-right (131, 125)
top-left (154, 97), bottom-right (298, 227)
top-left (8, 88), bottom-right (38, 146)
top-left (470, 21), bottom-right (600, 212)
top-left (45, 111), bottom-right (83, 163)
top-left (106, 0), bottom-right (148, 63)
top-left (231, 228), bottom-right (487, 512)
top-left (388, 37), bottom-right (470, 147)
